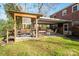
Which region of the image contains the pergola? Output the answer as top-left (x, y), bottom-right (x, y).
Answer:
top-left (8, 11), bottom-right (42, 42)
top-left (8, 11), bottom-right (72, 42)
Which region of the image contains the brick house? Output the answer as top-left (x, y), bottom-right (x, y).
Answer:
top-left (50, 3), bottom-right (79, 36)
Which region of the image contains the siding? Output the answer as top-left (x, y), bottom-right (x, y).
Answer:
top-left (50, 3), bottom-right (79, 21)
top-left (50, 3), bottom-right (79, 36)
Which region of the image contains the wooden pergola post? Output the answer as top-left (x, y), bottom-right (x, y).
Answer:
top-left (36, 18), bottom-right (38, 39)
top-left (14, 14), bottom-right (17, 42)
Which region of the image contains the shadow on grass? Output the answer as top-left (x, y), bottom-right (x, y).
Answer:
top-left (62, 35), bottom-right (79, 42)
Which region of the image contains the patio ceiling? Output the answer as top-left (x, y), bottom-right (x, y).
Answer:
top-left (38, 17), bottom-right (72, 24)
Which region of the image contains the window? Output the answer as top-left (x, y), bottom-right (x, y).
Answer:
top-left (62, 10), bottom-right (67, 16)
top-left (63, 23), bottom-right (69, 32)
top-left (64, 25), bottom-right (68, 31)
top-left (72, 4), bottom-right (79, 12)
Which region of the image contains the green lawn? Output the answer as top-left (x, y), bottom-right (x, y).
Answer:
top-left (0, 36), bottom-right (79, 56)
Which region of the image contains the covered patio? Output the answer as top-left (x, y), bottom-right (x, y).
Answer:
top-left (8, 11), bottom-right (72, 42)
top-left (38, 17), bottom-right (72, 36)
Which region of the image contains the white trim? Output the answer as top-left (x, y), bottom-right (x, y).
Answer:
top-left (72, 4), bottom-right (79, 13)
top-left (62, 9), bottom-right (67, 16)
top-left (63, 23), bottom-right (69, 35)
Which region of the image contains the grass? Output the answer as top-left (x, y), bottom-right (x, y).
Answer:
top-left (0, 36), bottom-right (79, 56)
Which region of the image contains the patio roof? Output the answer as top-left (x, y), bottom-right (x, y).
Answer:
top-left (8, 11), bottom-right (43, 19)
top-left (38, 17), bottom-right (72, 24)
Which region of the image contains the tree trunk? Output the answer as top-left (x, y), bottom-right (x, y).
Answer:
top-left (6, 30), bottom-right (9, 43)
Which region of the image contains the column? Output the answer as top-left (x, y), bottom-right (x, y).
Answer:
top-left (14, 15), bottom-right (16, 42)
top-left (36, 18), bottom-right (38, 39)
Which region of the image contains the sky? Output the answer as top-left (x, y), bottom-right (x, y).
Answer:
top-left (0, 3), bottom-right (72, 19)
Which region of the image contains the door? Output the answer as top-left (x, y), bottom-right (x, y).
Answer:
top-left (63, 23), bottom-right (69, 35)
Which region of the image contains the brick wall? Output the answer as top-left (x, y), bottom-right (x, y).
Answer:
top-left (50, 3), bottom-right (79, 21)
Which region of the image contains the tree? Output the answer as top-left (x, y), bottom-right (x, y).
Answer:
top-left (2, 3), bottom-right (21, 43)
top-left (32, 3), bottom-right (60, 16)
top-left (0, 19), bottom-right (14, 43)
top-left (5, 19), bottom-right (14, 43)
top-left (3, 3), bottom-right (21, 12)
top-left (0, 20), bottom-right (6, 36)
top-left (3, 3), bottom-right (21, 18)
